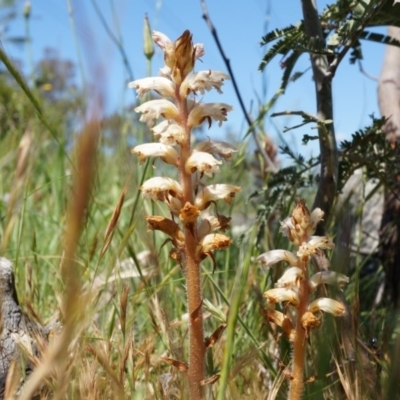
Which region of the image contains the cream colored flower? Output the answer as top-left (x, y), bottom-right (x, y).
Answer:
top-left (152, 121), bottom-right (185, 145)
top-left (159, 65), bottom-right (172, 77)
top-left (140, 177), bottom-right (182, 201)
top-left (128, 77), bottom-right (175, 98)
top-left (256, 249), bottom-right (298, 268)
top-left (275, 267), bottom-right (304, 288)
top-left (308, 297), bottom-right (345, 316)
top-left (263, 288), bottom-right (300, 307)
top-left (297, 236), bottom-right (334, 258)
top-left (307, 208), bottom-right (324, 236)
top-left (194, 43), bottom-right (205, 60)
top-left (132, 143), bottom-right (179, 166)
top-left (135, 99), bottom-right (179, 127)
top-left (308, 236), bottom-right (334, 249)
top-left (279, 216), bottom-right (294, 236)
top-left (180, 70), bottom-right (230, 97)
top-left (185, 151), bottom-right (222, 177)
top-left (193, 140), bottom-right (237, 161)
top-left (197, 233), bottom-right (232, 261)
top-left (197, 216), bottom-right (219, 239)
top-left (195, 184), bottom-right (241, 210)
top-left (197, 215), bottom-right (231, 239)
top-left (152, 30), bottom-right (173, 51)
top-left (188, 102), bottom-right (233, 128)
top-left (309, 271), bottom-right (349, 292)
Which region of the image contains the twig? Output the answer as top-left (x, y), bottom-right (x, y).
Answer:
top-left (271, 110), bottom-right (329, 133)
top-left (271, 110), bottom-right (320, 122)
top-left (358, 60), bottom-right (379, 82)
top-left (200, 0), bottom-right (278, 173)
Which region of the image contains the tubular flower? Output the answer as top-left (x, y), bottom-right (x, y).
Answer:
top-left (145, 216), bottom-right (184, 246)
top-left (297, 236), bottom-right (335, 258)
top-left (188, 102), bottom-right (233, 128)
top-left (180, 70), bottom-right (230, 97)
top-left (309, 271), bottom-right (349, 292)
top-left (263, 288), bottom-right (300, 307)
top-left (275, 267), bottom-right (304, 289)
top-left (308, 298), bottom-right (346, 317)
top-left (128, 77), bottom-right (175, 98)
top-left (196, 234), bottom-right (232, 261)
top-left (197, 215), bottom-right (231, 239)
top-left (132, 143), bottom-right (179, 166)
top-left (185, 151), bottom-right (222, 176)
top-left (195, 184), bottom-right (241, 210)
top-left (193, 140), bottom-right (237, 161)
top-left (140, 177), bottom-right (182, 202)
top-left (307, 207), bottom-right (324, 236)
top-left (256, 249), bottom-right (298, 268)
top-left (135, 99), bottom-right (179, 127)
top-left (152, 121), bottom-right (185, 145)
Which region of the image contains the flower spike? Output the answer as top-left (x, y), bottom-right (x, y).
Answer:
top-left (129, 28), bottom-right (235, 397)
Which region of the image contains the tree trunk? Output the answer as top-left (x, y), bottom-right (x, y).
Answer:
top-left (377, 26), bottom-right (400, 307)
top-left (0, 257), bottom-right (52, 399)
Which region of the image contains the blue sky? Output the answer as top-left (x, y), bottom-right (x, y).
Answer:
top-left (1, 0), bottom-right (387, 157)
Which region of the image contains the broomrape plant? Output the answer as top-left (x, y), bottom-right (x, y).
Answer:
top-left (129, 29), bottom-right (239, 399)
top-left (257, 200), bottom-right (349, 400)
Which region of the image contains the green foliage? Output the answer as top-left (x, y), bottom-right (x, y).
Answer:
top-left (338, 115), bottom-right (395, 190)
top-left (260, 0), bottom-right (400, 87)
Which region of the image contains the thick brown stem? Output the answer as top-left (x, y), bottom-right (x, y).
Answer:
top-left (289, 258), bottom-right (309, 400)
top-left (176, 87), bottom-right (205, 399)
top-left (301, 0), bottom-right (338, 233)
top-left (378, 26), bottom-right (400, 306)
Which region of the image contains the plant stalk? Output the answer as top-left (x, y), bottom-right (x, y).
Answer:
top-left (176, 86), bottom-right (205, 400)
top-left (289, 257), bottom-right (309, 400)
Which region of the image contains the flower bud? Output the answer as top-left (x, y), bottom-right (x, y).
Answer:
top-left (173, 30), bottom-right (195, 83)
top-left (143, 15), bottom-right (154, 60)
top-left (23, 1), bottom-right (31, 18)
